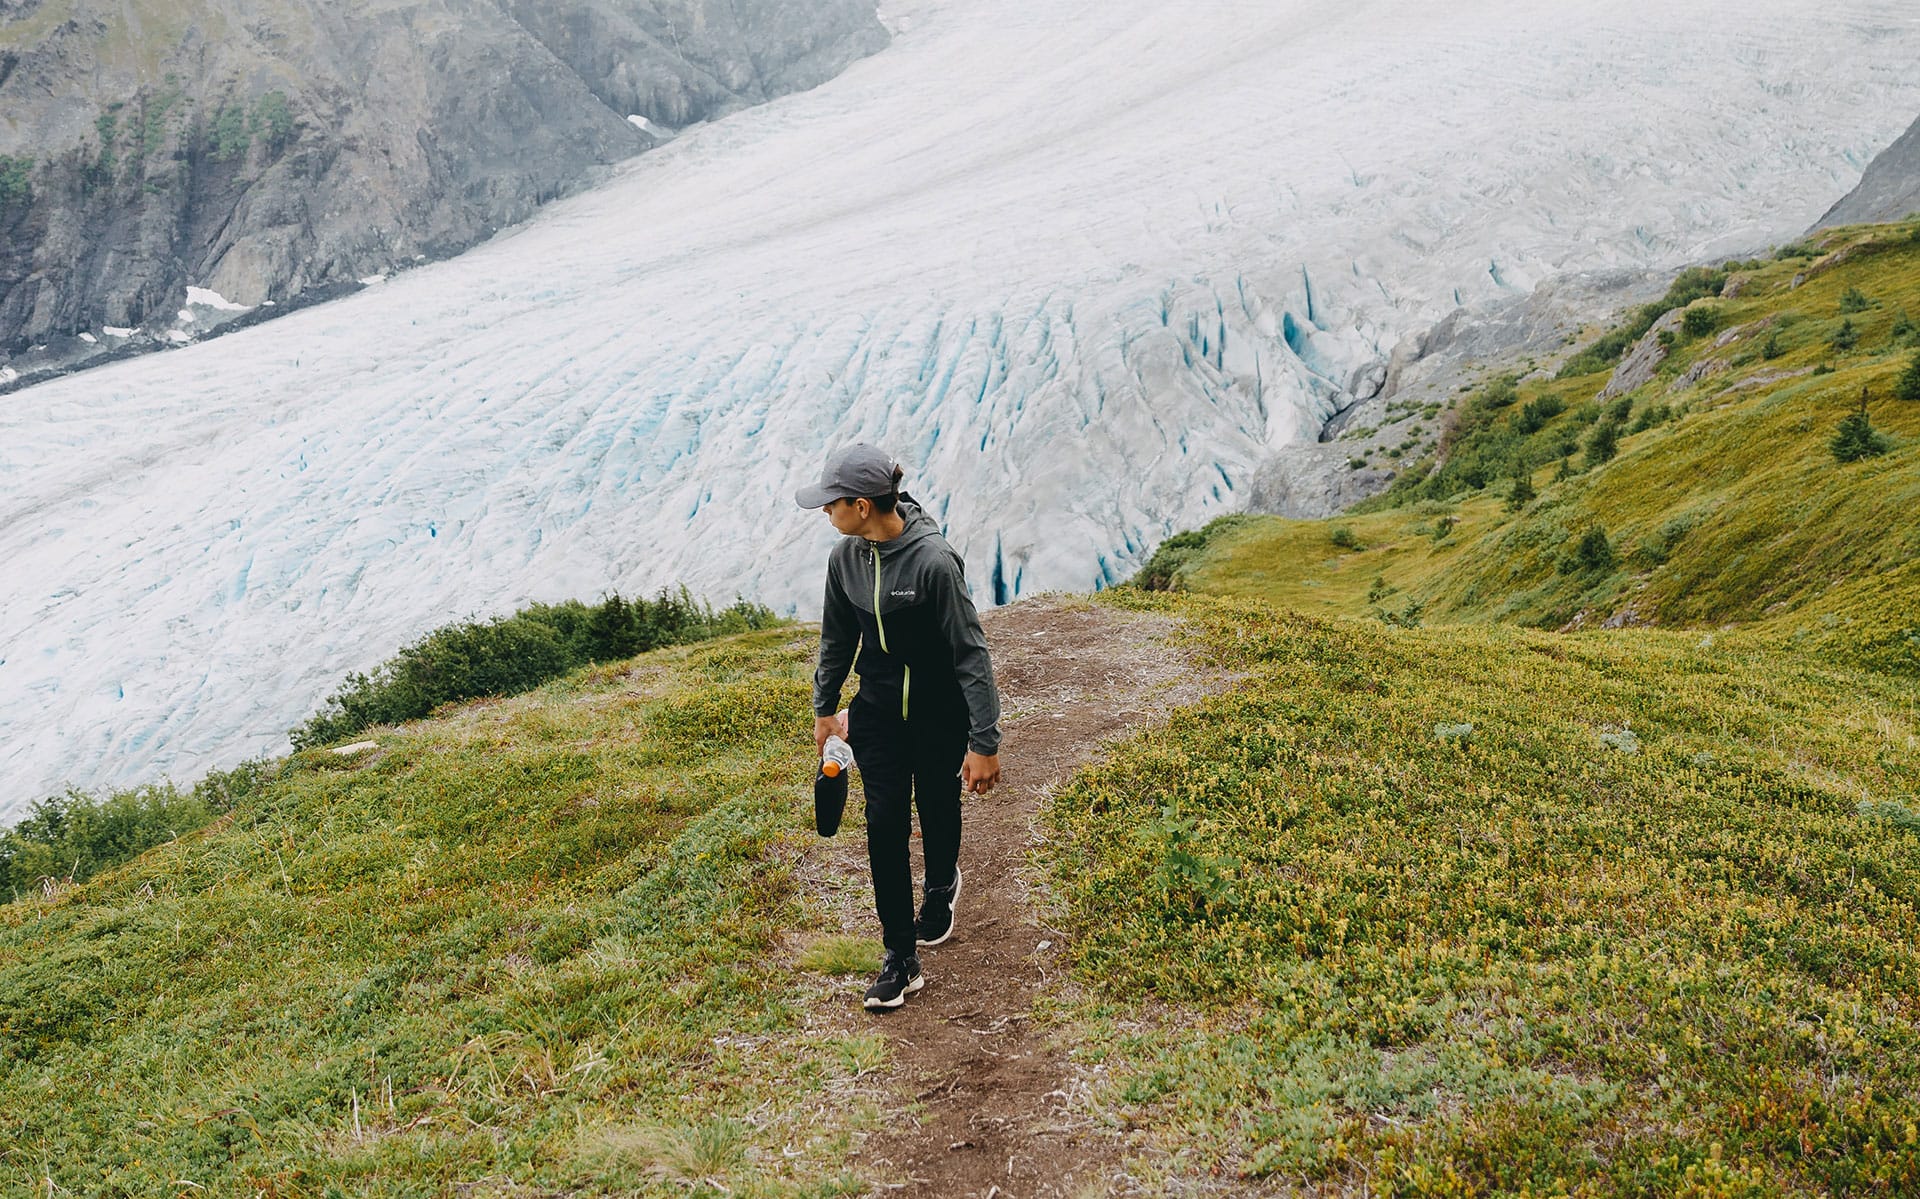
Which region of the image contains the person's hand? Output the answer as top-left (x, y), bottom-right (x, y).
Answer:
top-left (814, 715), bottom-right (842, 754)
top-left (961, 752), bottom-right (1001, 795)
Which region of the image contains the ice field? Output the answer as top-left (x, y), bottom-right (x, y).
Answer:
top-left (4, 0), bottom-right (1919, 813)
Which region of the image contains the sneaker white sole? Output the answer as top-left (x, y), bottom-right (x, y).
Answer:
top-left (916, 868), bottom-right (963, 948)
top-left (863, 973), bottom-right (926, 1010)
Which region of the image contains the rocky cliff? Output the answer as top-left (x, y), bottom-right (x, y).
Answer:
top-left (1815, 112), bottom-right (1920, 229)
top-left (0, 0), bottom-right (886, 367)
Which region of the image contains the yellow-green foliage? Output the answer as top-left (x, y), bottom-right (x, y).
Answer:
top-left (0, 628), bottom-right (870, 1197)
top-left (1176, 220), bottom-right (1920, 674)
top-left (1050, 590), bottom-right (1920, 1194)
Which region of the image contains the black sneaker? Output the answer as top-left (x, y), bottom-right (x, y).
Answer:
top-left (916, 868), bottom-right (963, 947)
top-left (862, 952), bottom-right (926, 1011)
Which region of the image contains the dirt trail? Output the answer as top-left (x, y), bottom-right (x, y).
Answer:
top-left (798, 595), bottom-right (1232, 1197)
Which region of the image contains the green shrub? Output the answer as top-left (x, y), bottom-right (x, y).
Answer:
top-left (1831, 318), bottom-right (1859, 352)
top-left (1896, 350), bottom-right (1920, 402)
top-left (1514, 395), bottom-right (1565, 435)
top-left (1329, 525), bottom-right (1361, 550)
top-left (1892, 309), bottom-right (1917, 343)
top-left (0, 155), bottom-right (30, 210)
top-left (250, 91), bottom-right (295, 151)
top-left (1583, 419), bottom-right (1621, 468)
top-left (208, 104), bottom-right (250, 161)
top-left (1629, 403), bottom-right (1673, 433)
top-left (1680, 305), bottom-right (1718, 339)
top-left (1505, 470), bottom-right (1536, 512)
top-left (1838, 287), bottom-right (1873, 314)
top-left (1634, 513), bottom-right (1697, 567)
top-left (1830, 410), bottom-right (1892, 463)
top-left (1375, 598), bottom-right (1424, 628)
top-left (0, 757), bottom-right (281, 902)
top-left (1557, 267), bottom-right (1728, 378)
top-left (1562, 526), bottom-right (1616, 574)
top-left (292, 590), bottom-right (780, 747)
top-left (1761, 329), bottom-right (1784, 360)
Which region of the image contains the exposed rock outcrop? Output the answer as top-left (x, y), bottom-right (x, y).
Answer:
top-left (1245, 267), bottom-right (1665, 518)
top-left (1597, 308), bottom-right (1683, 401)
top-left (1814, 112), bottom-right (1920, 230)
top-left (0, 0), bottom-right (887, 362)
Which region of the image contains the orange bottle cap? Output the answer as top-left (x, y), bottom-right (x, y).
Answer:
top-left (823, 761), bottom-right (842, 778)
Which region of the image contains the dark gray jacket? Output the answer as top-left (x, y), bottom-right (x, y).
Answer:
top-left (812, 495), bottom-right (1002, 755)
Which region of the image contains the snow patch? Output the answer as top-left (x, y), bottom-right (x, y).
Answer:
top-left (626, 114), bottom-right (668, 137)
top-left (185, 286), bottom-right (249, 312)
top-left (78, 332), bottom-right (97, 344)
top-left (102, 326), bottom-right (135, 338)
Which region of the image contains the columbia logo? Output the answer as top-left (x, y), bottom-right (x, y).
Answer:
top-left (890, 589), bottom-right (916, 597)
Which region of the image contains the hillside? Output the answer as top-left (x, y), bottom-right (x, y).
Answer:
top-left (5, 589), bottom-right (1917, 1193)
top-left (1151, 218), bottom-right (1920, 676)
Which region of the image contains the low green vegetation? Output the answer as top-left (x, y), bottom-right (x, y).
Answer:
top-left (1555, 264), bottom-right (1744, 379)
top-left (1, 628), bottom-right (877, 1196)
top-left (1127, 513), bottom-right (1257, 591)
top-left (293, 590), bottom-right (779, 749)
top-left (2, 592), bottom-right (778, 906)
top-left (0, 762), bottom-right (279, 902)
top-left (1047, 591), bottom-right (1920, 1194)
top-left (1174, 219), bottom-right (1920, 669)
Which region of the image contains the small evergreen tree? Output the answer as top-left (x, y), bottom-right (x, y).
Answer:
top-left (1831, 318), bottom-right (1859, 351)
top-left (1566, 527), bottom-right (1615, 573)
top-left (1896, 349), bottom-right (1920, 402)
top-left (1761, 329), bottom-right (1784, 360)
top-left (1838, 287), bottom-right (1873, 314)
top-left (1506, 470), bottom-right (1536, 512)
top-left (1583, 419), bottom-right (1621, 468)
top-left (1891, 309), bottom-right (1917, 343)
top-left (1831, 389), bottom-right (1892, 462)
top-left (1553, 455), bottom-right (1575, 482)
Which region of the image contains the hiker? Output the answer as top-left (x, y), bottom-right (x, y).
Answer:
top-left (796, 444), bottom-right (1003, 1010)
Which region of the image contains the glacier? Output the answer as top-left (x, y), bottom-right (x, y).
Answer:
top-left (3, 0), bottom-right (1919, 817)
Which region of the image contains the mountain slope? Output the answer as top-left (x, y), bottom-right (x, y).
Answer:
top-left (5, 592), bottom-right (1917, 1194)
top-left (1159, 219), bottom-right (1920, 675)
top-left (0, 0), bottom-right (887, 360)
top-left (1816, 112), bottom-right (1920, 229)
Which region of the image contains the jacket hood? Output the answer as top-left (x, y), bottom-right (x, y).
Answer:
top-left (869, 493), bottom-right (942, 558)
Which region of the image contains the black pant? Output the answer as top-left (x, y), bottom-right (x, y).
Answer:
top-left (848, 703), bottom-right (967, 958)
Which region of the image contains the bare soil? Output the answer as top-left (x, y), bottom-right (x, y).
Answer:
top-left (796, 594), bottom-right (1234, 1197)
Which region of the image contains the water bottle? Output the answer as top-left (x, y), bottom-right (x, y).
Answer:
top-left (815, 734), bottom-right (855, 837)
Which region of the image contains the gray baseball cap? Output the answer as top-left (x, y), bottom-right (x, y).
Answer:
top-left (794, 443), bottom-right (899, 508)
